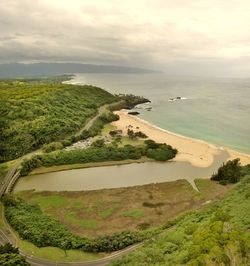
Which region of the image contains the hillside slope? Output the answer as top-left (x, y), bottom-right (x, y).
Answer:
top-left (111, 173), bottom-right (250, 266)
top-left (0, 82), bottom-right (117, 161)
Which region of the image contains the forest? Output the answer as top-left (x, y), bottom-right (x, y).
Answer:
top-left (0, 81), bottom-right (117, 162)
top-left (0, 243), bottom-right (29, 266)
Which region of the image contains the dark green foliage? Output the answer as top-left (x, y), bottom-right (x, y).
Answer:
top-left (61, 130), bottom-right (92, 148)
top-left (0, 82), bottom-right (117, 162)
top-left (146, 144), bottom-right (177, 161)
top-left (0, 253), bottom-right (30, 266)
top-left (91, 139), bottom-right (105, 148)
top-left (0, 243), bottom-right (18, 254)
top-left (144, 139), bottom-right (161, 149)
top-left (20, 145), bottom-right (143, 176)
top-left (211, 158), bottom-right (242, 184)
top-left (99, 112), bottom-right (119, 123)
top-left (90, 231), bottom-right (145, 252)
top-left (2, 195), bottom-right (148, 253)
top-left (19, 141), bottom-right (177, 176)
top-left (241, 164), bottom-right (250, 176)
top-left (115, 94), bottom-right (150, 109)
top-left (134, 131), bottom-right (147, 138)
top-left (42, 142), bottom-right (63, 153)
top-left (128, 111), bottom-right (140, 115)
top-left (127, 129), bottom-right (136, 139)
top-left (109, 130), bottom-right (122, 137)
top-left (2, 196), bottom-right (85, 249)
top-left (127, 129), bottom-right (147, 139)
top-left (0, 243), bottom-right (29, 266)
top-left (85, 111), bottom-right (119, 138)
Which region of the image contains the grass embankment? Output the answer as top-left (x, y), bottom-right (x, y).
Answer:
top-left (19, 241), bottom-right (102, 262)
top-left (0, 81), bottom-right (117, 162)
top-left (17, 179), bottom-right (230, 238)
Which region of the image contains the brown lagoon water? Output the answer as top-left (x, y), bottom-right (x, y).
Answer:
top-left (14, 151), bottom-right (229, 192)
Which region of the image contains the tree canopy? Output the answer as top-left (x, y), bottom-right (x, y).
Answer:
top-left (211, 158), bottom-right (243, 184)
top-left (0, 82), bottom-right (117, 162)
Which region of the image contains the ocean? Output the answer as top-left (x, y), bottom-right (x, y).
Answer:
top-left (68, 73), bottom-right (250, 154)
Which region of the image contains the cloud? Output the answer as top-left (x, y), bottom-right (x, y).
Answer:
top-left (1, 0), bottom-right (250, 76)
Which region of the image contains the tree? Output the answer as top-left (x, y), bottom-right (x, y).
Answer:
top-left (0, 244), bottom-right (29, 266)
top-left (211, 158), bottom-right (242, 184)
top-left (91, 139), bottom-right (105, 148)
top-left (0, 253), bottom-right (30, 266)
top-left (0, 243), bottom-right (19, 254)
top-left (42, 142), bottom-right (63, 153)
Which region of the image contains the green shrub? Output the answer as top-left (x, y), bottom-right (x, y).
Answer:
top-left (211, 158), bottom-right (242, 184)
top-left (42, 142), bottom-right (63, 153)
top-left (20, 141), bottom-right (177, 176)
top-left (146, 144), bottom-right (177, 161)
top-left (91, 139), bottom-right (105, 148)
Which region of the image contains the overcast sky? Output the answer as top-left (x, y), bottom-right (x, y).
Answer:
top-left (1, 0), bottom-right (250, 76)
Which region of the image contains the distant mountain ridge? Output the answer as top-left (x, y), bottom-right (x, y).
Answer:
top-left (0, 63), bottom-right (160, 77)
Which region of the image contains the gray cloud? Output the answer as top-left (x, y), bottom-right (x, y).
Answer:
top-left (1, 0), bottom-right (250, 76)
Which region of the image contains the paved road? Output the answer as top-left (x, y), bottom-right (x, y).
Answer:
top-left (0, 228), bottom-right (11, 245)
top-left (82, 105), bottom-right (107, 132)
top-left (77, 100), bottom-right (123, 135)
top-left (0, 165), bottom-right (18, 198)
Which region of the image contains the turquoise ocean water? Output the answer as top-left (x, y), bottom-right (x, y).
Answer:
top-left (68, 74), bottom-right (250, 154)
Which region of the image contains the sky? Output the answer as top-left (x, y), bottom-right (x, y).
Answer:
top-left (1, 0), bottom-right (250, 76)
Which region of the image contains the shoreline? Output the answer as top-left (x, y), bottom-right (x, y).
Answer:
top-left (112, 110), bottom-right (250, 167)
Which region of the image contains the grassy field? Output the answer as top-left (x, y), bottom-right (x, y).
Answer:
top-left (16, 179), bottom-right (230, 238)
top-left (19, 240), bottom-right (102, 262)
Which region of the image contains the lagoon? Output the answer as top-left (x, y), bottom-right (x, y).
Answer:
top-left (14, 151), bottom-right (229, 192)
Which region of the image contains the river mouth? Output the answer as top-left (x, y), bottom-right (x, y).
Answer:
top-left (14, 151), bottom-right (229, 192)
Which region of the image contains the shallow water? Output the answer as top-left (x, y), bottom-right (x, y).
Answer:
top-left (14, 151), bottom-right (229, 192)
top-left (66, 74), bottom-right (250, 154)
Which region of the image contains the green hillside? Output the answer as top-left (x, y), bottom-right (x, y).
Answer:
top-left (0, 81), bottom-right (117, 161)
top-left (111, 171), bottom-right (250, 266)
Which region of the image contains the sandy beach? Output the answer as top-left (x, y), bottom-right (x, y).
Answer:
top-left (112, 110), bottom-right (250, 168)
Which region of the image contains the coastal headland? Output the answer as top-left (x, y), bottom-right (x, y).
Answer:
top-left (113, 110), bottom-right (250, 167)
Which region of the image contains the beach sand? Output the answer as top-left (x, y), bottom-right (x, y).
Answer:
top-left (112, 110), bottom-right (250, 168)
